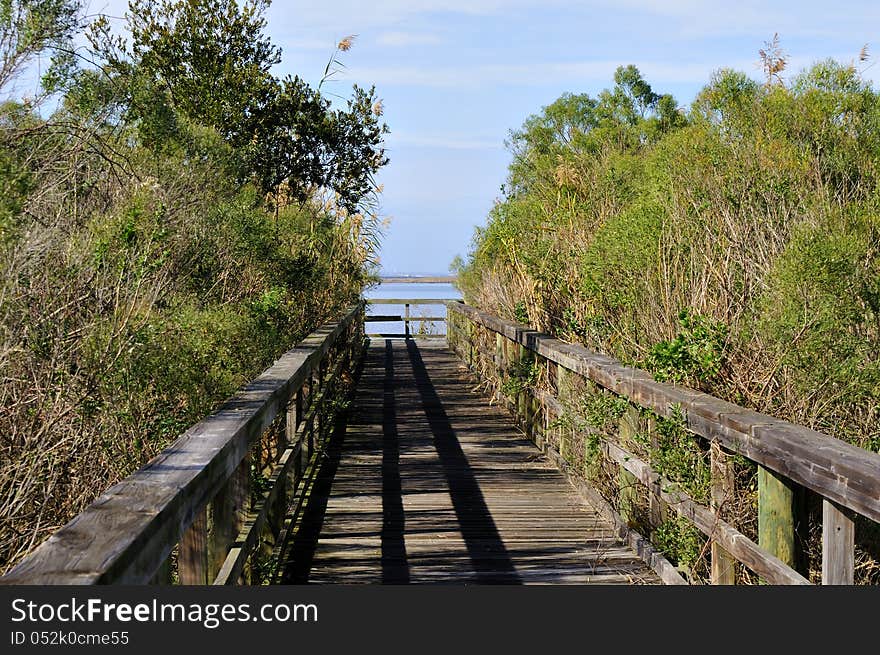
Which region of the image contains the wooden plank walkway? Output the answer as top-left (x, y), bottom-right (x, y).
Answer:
top-left (278, 339), bottom-right (661, 584)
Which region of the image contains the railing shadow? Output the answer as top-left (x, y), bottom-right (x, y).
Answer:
top-left (381, 340), bottom-right (409, 583)
top-left (405, 339), bottom-right (521, 583)
top-left (276, 352), bottom-right (366, 584)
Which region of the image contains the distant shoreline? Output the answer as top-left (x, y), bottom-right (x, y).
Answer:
top-left (379, 275), bottom-right (458, 284)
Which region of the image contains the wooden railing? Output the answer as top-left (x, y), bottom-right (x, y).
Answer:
top-left (0, 305), bottom-right (365, 585)
top-left (447, 301), bottom-right (880, 585)
top-left (366, 298), bottom-right (459, 338)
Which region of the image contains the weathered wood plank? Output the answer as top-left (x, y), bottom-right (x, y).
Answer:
top-left (617, 406), bottom-right (640, 528)
top-left (207, 455), bottom-right (250, 580)
top-left (602, 440), bottom-right (810, 585)
top-left (0, 305), bottom-right (362, 585)
top-left (282, 341), bottom-right (663, 585)
top-left (822, 500), bottom-right (854, 585)
top-left (368, 298), bottom-right (460, 305)
top-left (178, 508), bottom-right (208, 585)
top-left (447, 302), bottom-right (880, 525)
top-left (710, 442), bottom-right (736, 585)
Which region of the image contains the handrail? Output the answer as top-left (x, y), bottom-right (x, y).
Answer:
top-left (365, 297), bottom-right (460, 338)
top-left (379, 276), bottom-right (457, 283)
top-left (0, 304), bottom-right (365, 585)
top-left (447, 301), bottom-right (880, 585)
top-left (367, 297), bottom-right (460, 304)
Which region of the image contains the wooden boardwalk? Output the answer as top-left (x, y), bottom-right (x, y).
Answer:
top-left (279, 339), bottom-right (661, 584)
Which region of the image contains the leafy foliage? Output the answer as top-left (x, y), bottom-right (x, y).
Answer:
top-left (0, 0), bottom-right (81, 95)
top-left (458, 53), bottom-right (880, 583)
top-left (88, 0), bottom-right (388, 211)
top-left (459, 58), bottom-right (880, 452)
top-left (647, 311), bottom-right (729, 385)
top-left (0, 1), bottom-right (387, 571)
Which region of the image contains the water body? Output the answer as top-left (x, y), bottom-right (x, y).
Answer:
top-left (364, 280), bottom-right (461, 336)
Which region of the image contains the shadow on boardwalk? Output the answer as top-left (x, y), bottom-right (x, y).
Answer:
top-left (279, 339), bottom-right (659, 585)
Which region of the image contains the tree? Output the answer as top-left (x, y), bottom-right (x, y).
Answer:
top-left (90, 0), bottom-right (388, 213)
top-left (325, 84), bottom-right (389, 212)
top-left (126, 0), bottom-right (279, 144)
top-left (504, 67), bottom-right (685, 196)
top-left (0, 0), bottom-right (81, 97)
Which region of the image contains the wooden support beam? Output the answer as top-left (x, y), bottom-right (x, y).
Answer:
top-left (822, 500), bottom-right (855, 585)
top-left (557, 365), bottom-right (570, 460)
top-left (288, 390), bottom-right (303, 485)
top-left (646, 417), bottom-right (666, 536)
top-left (758, 466), bottom-right (802, 576)
top-left (178, 507), bottom-right (208, 585)
top-left (710, 442), bottom-right (736, 585)
top-left (618, 405), bottom-right (640, 528)
top-left (516, 343), bottom-right (527, 431)
top-left (207, 455), bottom-right (250, 581)
top-left (494, 332), bottom-right (504, 403)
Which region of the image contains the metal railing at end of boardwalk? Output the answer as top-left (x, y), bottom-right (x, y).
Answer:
top-left (0, 304), bottom-right (367, 585)
top-left (446, 300), bottom-right (880, 586)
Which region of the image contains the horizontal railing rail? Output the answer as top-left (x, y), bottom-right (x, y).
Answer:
top-left (379, 276), bottom-right (457, 284)
top-left (0, 305), bottom-right (365, 585)
top-left (365, 297), bottom-right (460, 339)
top-left (447, 301), bottom-right (880, 585)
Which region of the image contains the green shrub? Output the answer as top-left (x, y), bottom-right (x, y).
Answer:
top-left (647, 311), bottom-right (729, 385)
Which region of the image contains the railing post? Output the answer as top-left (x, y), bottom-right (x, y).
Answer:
top-left (494, 332), bottom-right (504, 402)
top-left (758, 466), bottom-right (804, 577)
top-left (515, 342), bottom-right (526, 428)
top-left (646, 417), bottom-right (666, 535)
top-left (617, 405), bottom-right (640, 527)
top-left (822, 500), bottom-right (854, 585)
top-left (307, 372), bottom-right (315, 458)
top-left (208, 454), bottom-right (250, 582)
top-left (178, 507), bottom-right (209, 584)
top-left (710, 441), bottom-right (736, 585)
top-left (447, 305), bottom-right (455, 350)
top-left (557, 365), bottom-right (570, 460)
top-left (404, 303), bottom-right (410, 339)
top-left (526, 368), bottom-right (541, 446)
top-left (503, 336), bottom-right (515, 413)
top-left (289, 389), bottom-right (303, 484)
top-left (467, 317), bottom-right (475, 368)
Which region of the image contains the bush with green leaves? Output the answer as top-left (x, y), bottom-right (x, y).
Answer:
top-left (458, 58), bottom-right (880, 449)
top-left (0, 1), bottom-right (385, 572)
top-left (458, 55), bottom-right (880, 583)
top-left (647, 311), bottom-right (729, 385)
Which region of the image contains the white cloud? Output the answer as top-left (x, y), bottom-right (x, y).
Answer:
top-left (269, 0), bottom-right (573, 38)
top-left (343, 50), bottom-right (880, 91)
top-left (272, 1), bottom-right (880, 48)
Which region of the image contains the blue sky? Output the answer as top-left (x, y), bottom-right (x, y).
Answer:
top-left (88, 1), bottom-right (879, 273)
